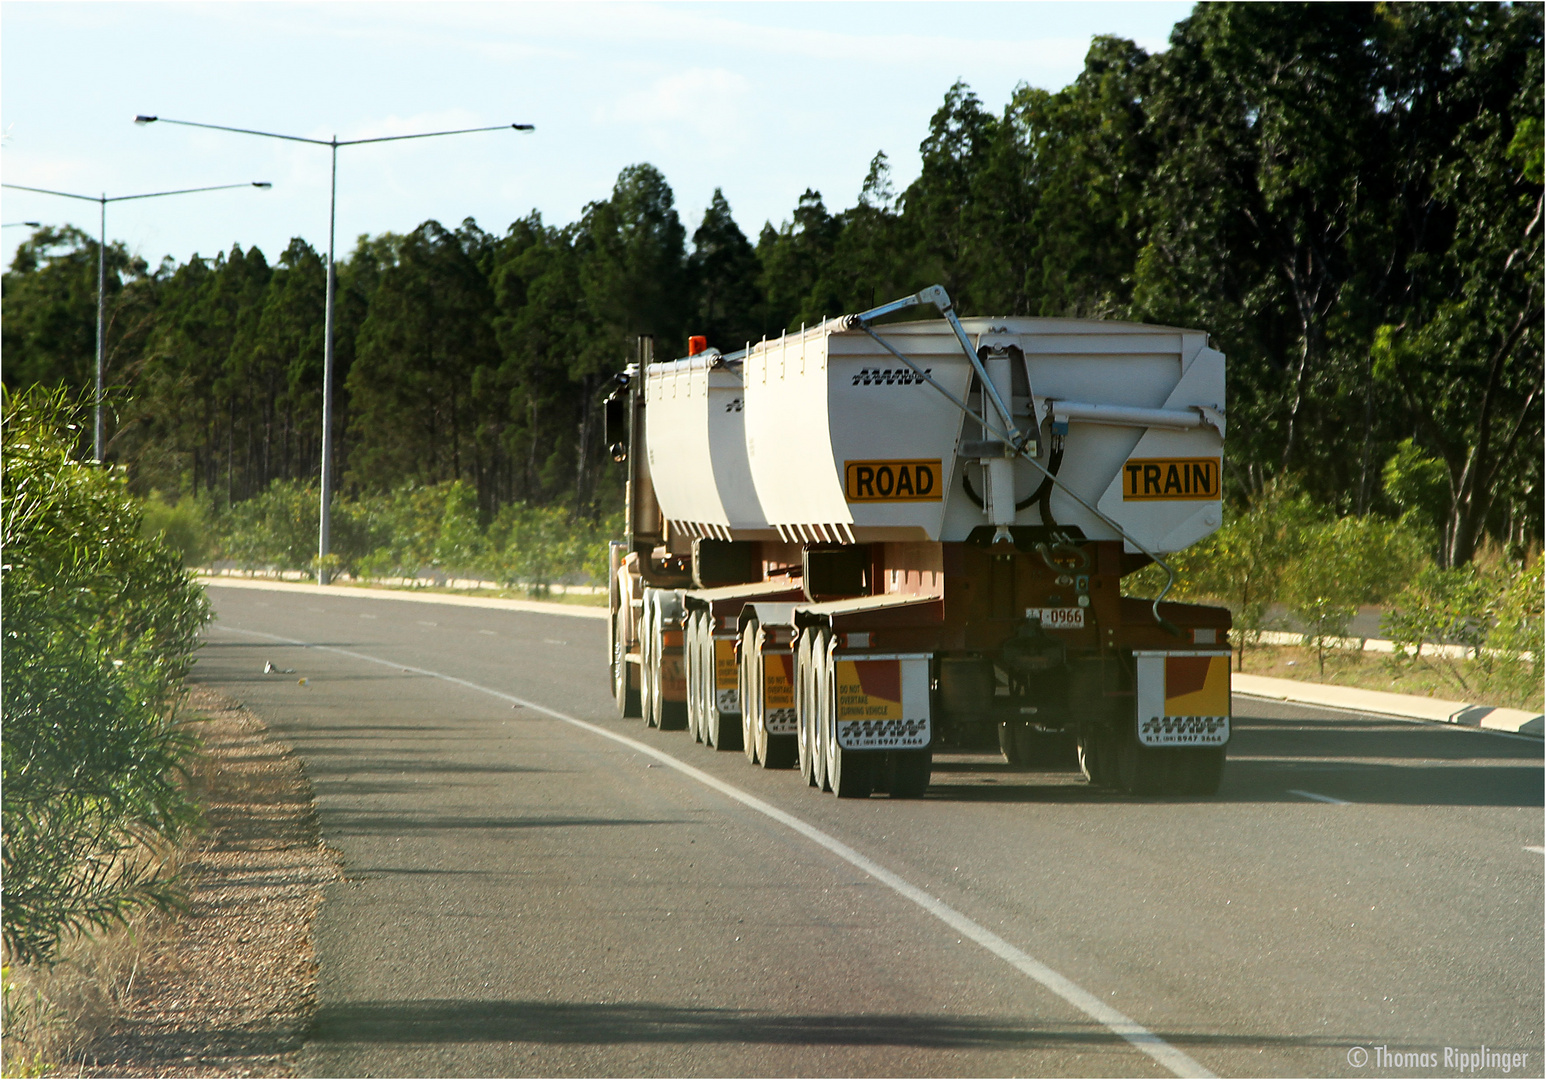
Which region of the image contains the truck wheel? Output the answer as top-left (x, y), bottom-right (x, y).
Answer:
top-left (811, 629), bottom-right (831, 791)
top-left (821, 634), bottom-right (873, 798)
top-left (885, 750), bottom-right (931, 798)
top-left (641, 592), bottom-right (660, 728)
top-left (614, 607), bottom-right (641, 718)
top-left (1001, 723), bottom-right (1078, 769)
top-left (655, 596), bottom-right (688, 733)
top-left (685, 612), bottom-right (701, 742)
top-left (749, 620), bottom-right (796, 769)
top-left (1077, 725), bottom-right (1118, 788)
top-left (797, 631), bottom-right (818, 786)
top-left (998, 721), bottom-right (1026, 765)
top-left (740, 619), bottom-right (759, 765)
top-left (1115, 728), bottom-right (1178, 796)
top-left (1178, 747), bottom-right (1226, 796)
top-left (704, 617), bottom-right (742, 752)
top-left (694, 613), bottom-right (711, 744)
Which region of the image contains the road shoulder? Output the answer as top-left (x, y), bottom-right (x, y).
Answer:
top-left (1234, 672), bottom-right (1544, 737)
top-left (81, 687), bottom-right (341, 1077)
top-left (198, 574), bottom-right (608, 620)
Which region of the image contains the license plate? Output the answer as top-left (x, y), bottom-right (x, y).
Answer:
top-left (1028, 607), bottom-right (1084, 630)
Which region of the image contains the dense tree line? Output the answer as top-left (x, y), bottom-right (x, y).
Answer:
top-left (4, 4), bottom-right (1540, 565)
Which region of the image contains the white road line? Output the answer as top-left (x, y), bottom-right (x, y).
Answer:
top-left (210, 623), bottom-right (1214, 1079)
top-left (1288, 789), bottom-right (1351, 805)
top-left (1526, 846), bottom-right (1545, 855)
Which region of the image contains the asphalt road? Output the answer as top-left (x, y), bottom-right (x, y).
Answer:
top-left (193, 583), bottom-right (1544, 1078)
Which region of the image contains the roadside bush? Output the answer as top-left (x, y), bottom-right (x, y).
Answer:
top-left (219, 479), bottom-right (319, 570)
top-left (1384, 556), bottom-right (1544, 707)
top-left (206, 477), bottom-right (618, 592)
top-left (1, 387), bottom-right (208, 965)
top-left (486, 503), bottom-right (618, 595)
top-left (1383, 564), bottom-right (1493, 661)
top-left (1283, 515), bottom-right (1426, 676)
top-left (1128, 480), bottom-right (1323, 669)
top-left (139, 492), bottom-right (212, 567)
top-left (1481, 557), bottom-right (1544, 706)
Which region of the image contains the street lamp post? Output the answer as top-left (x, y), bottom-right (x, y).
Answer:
top-left (135, 115), bottom-right (534, 584)
top-left (1, 181), bottom-right (272, 462)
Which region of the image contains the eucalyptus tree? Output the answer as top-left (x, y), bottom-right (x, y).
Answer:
top-left (345, 219), bottom-right (503, 500)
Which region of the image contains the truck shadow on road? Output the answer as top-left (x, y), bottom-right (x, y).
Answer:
top-left (920, 710), bottom-right (1542, 808)
top-left (306, 999), bottom-right (1363, 1052)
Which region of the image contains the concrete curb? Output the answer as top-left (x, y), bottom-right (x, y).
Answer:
top-left (1233, 673), bottom-right (1543, 738)
top-left (198, 574), bottom-right (609, 621)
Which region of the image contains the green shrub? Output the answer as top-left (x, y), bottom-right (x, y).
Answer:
top-left (1128, 480), bottom-right (1323, 669)
top-left (139, 492), bottom-right (211, 567)
top-left (1283, 514), bottom-right (1426, 676)
top-left (1383, 565), bottom-right (1493, 660)
top-left (218, 479), bottom-right (319, 570)
top-left (2, 387), bottom-right (209, 965)
top-left (1481, 557), bottom-right (1544, 706)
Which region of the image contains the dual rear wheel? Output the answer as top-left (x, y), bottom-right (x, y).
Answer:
top-left (641, 589), bottom-right (686, 731)
top-left (795, 627), bottom-right (928, 799)
top-left (738, 616), bottom-right (794, 769)
top-left (1078, 723), bottom-right (1224, 796)
top-left (685, 609), bottom-right (741, 751)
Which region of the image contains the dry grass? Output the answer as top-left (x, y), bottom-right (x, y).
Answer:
top-left (2, 687), bottom-right (341, 1078)
top-left (1238, 642), bottom-right (1544, 712)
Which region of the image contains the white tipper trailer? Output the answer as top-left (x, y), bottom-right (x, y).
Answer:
top-left (605, 285), bottom-right (1233, 798)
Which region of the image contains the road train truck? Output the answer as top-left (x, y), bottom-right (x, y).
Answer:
top-left (604, 285), bottom-right (1233, 798)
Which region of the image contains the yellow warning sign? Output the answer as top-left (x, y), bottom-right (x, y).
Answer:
top-left (835, 659), bottom-right (904, 721)
top-left (715, 639), bottom-right (738, 691)
top-left (1164, 654), bottom-right (1230, 716)
top-left (1122, 457), bottom-right (1220, 501)
top-left (844, 460), bottom-right (943, 502)
top-left (764, 653), bottom-right (794, 710)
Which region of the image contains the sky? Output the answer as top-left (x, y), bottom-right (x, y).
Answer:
top-left (2, 2), bottom-right (1193, 273)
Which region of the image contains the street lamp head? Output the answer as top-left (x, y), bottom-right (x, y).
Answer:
top-left (512, 123), bottom-right (535, 131)
top-left (252, 182), bottom-right (273, 189)
top-left (134, 115), bottom-right (158, 125)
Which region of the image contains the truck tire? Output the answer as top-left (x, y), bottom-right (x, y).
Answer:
top-left (885, 750), bottom-right (931, 798)
top-left (810, 629), bottom-right (831, 791)
top-left (1178, 746), bottom-right (1226, 796)
top-left (694, 612), bottom-right (712, 744)
top-left (1000, 722), bottom-right (1078, 770)
top-left (614, 607), bottom-right (641, 718)
top-left (641, 592), bottom-right (659, 728)
top-left (740, 619), bottom-right (760, 765)
top-left (755, 622), bottom-right (798, 769)
top-left (1115, 726), bottom-right (1202, 797)
top-left (821, 631), bottom-right (873, 798)
top-left (797, 631), bottom-right (818, 786)
top-left (685, 611), bottom-right (701, 742)
top-left (1077, 724), bottom-right (1119, 788)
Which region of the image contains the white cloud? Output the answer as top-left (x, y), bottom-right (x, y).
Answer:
top-left (602, 67), bottom-right (754, 152)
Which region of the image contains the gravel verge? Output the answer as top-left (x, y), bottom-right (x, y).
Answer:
top-left (78, 687), bottom-right (341, 1077)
